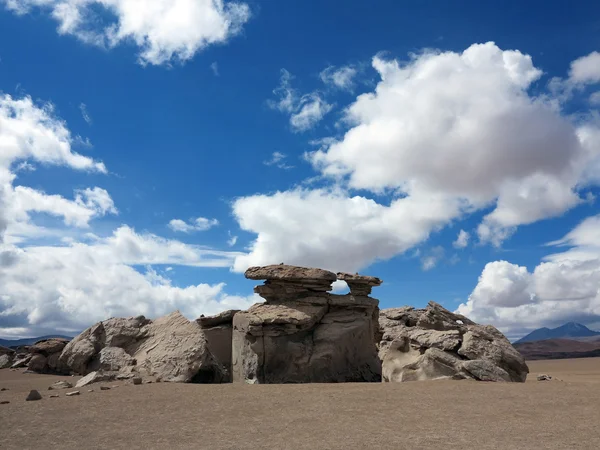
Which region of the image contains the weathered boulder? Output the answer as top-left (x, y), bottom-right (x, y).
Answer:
top-left (59, 316), bottom-right (149, 375)
top-left (91, 347), bottom-right (135, 372)
top-left (0, 354), bottom-right (13, 369)
top-left (0, 346), bottom-right (15, 369)
top-left (197, 310), bottom-right (239, 383)
top-left (59, 311), bottom-right (225, 385)
top-left (75, 371), bottom-right (116, 388)
top-left (28, 354), bottom-right (48, 373)
top-left (10, 354), bottom-right (32, 369)
top-left (30, 338), bottom-right (69, 356)
top-left (130, 311), bottom-right (225, 383)
top-left (233, 265), bottom-right (381, 384)
top-left (379, 302), bottom-right (528, 382)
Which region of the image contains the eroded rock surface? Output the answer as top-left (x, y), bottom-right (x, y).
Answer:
top-left (379, 302), bottom-right (528, 382)
top-left (58, 311), bottom-right (225, 385)
top-left (233, 265), bottom-right (382, 384)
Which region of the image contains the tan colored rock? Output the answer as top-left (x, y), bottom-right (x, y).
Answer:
top-left (245, 265), bottom-right (337, 282)
top-left (129, 311), bottom-right (224, 383)
top-left (95, 347), bottom-right (135, 372)
top-left (10, 354), bottom-right (31, 369)
top-left (379, 301), bottom-right (528, 383)
top-left (197, 310), bottom-right (239, 328)
top-left (28, 354), bottom-right (48, 373)
top-left (30, 338), bottom-right (70, 356)
top-left (48, 381), bottom-right (73, 390)
top-left (233, 265), bottom-right (382, 384)
top-left (0, 354), bottom-right (13, 369)
top-left (75, 371), bottom-right (116, 388)
top-left (66, 391), bottom-right (80, 397)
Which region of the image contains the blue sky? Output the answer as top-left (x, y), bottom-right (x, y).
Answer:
top-left (0, 0), bottom-right (600, 339)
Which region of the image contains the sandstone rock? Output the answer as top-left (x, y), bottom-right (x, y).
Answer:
top-left (336, 272), bottom-right (382, 296)
top-left (26, 390), bottom-right (42, 401)
top-left (198, 311), bottom-right (238, 383)
top-left (59, 338), bottom-right (97, 375)
top-left (66, 391), bottom-right (80, 397)
top-left (379, 302), bottom-right (529, 383)
top-left (537, 374), bottom-right (552, 381)
top-left (30, 338), bottom-right (70, 356)
top-left (0, 354), bottom-right (13, 369)
top-left (94, 347), bottom-right (135, 372)
top-left (233, 265), bottom-right (382, 384)
top-left (75, 371), bottom-right (116, 388)
top-left (28, 354), bottom-right (48, 373)
top-left (48, 381), bottom-right (73, 390)
top-left (0, 345), bottom-right (14, 356)
top-left (197, 310), bottom-right (240, 328)
top-left (129, 311), bottom-right (224, 383)
top-left (132, 377), bottom-right (142, 385)
top-left (10, 354), bottom-right (32, 369)
top-left (245, 265), bottom-right (337, 282)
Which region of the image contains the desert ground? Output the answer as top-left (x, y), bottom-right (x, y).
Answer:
top-left (1, 358), bottom-right (600, 450)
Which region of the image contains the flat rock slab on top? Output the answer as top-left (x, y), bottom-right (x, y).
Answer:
top-left (336, 272), bottom-right (382, 286)
top-left (245, 265), bottom-right (337, 282)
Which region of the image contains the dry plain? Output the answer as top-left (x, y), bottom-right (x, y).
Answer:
top-left (1, 358), bottom-right (599, 450)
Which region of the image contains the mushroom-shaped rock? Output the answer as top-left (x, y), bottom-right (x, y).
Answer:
top-left (337, 272), bottom-right (382, 296)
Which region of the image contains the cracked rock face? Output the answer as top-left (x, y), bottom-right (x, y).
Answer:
top-left (378, 302), bottom-right (529, 382)
top-left (233, 265), bottom-right (382, 383)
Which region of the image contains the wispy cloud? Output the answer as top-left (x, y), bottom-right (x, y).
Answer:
top-left (263, 151), bottom-right (294, 169)
top-left (79, 103), bottom-right (92, 125)
top-left (168, 217), bottom-right (219, 233)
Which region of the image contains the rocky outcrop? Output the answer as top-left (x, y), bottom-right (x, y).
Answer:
top-left (0, 346), bottom-right (14, 369)
top-left (197, 310), bottom-right (239, 383)
top-left (57, 311), bottom-right (226, 385)
top-left (26, 338), bottom-right (70, 374)
top-left (233, 265), bottom-right (382, 384)
top-left (378, 302), bottom-right (529, 382)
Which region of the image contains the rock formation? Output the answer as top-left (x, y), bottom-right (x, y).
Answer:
top-left (232, 265), bottom-right (382, 383)
top-left (0, 346), bottom-right (14, 369)
top-left (58, 311), bottom-right (227, 384)
top-left (27, 338), bottom-right (70, 374)
top-left (197, 309), bottom-right (239, 382)
top-left (378, 302), bottom-right (529, 382)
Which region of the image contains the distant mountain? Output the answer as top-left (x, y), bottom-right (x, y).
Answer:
top-left (0, 334), bottom-right (72, 349)
top-left (514, 338), bottom-right (600, 360)
top-left (515, 322), bottom-right (600, 344)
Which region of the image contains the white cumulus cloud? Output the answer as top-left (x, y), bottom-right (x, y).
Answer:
top-left (0, 88), bottom-right (256, 338)
top-left (3, 0), bottom-right (251, 66)
top-left (233, 43), bottom-right (600, 272)
top-left (458, 214), bottom-right (600, 339)
top-left (453, 229), bottom-right (470, 249)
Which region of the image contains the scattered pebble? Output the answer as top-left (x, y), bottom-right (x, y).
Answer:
top-left (111, 385), bottom-right (119, 388)
top-left (0, 388), bottom-right (8, 391)
top-left (132, 377), bottom-right (142, 385)
top-left (145, 381), bottom-right (153, 384)
top-left (87, 389), bottom-right (94, 393)
top-left (25, 390), bottom-right (42, 401)
top-left (100, 386), bottom-right (110, 391)
top-left (0, 400), bottom-right (9, 405)
top-left (66, 391), bottom-right (80, 397)
top-left (537, 374), bottom-right (552, 381)
top-left (49, 395), bottom-right (59, 398)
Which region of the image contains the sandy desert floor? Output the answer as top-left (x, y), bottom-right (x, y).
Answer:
top-left (1, 358), bottom-right (600, 450)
